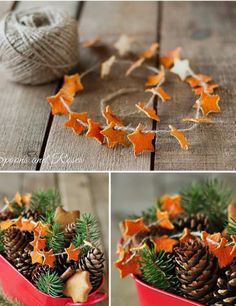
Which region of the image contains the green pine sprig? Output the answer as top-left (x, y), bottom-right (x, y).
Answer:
top-left (0, 290), bottom-right (23, 306)
top-left (31, 189), bottom-right (60, 214)
top-left (73, 213), bottom-right (100, 248)
top-left (227, 218), bottom-right (236, 236)
top-left (128, 205), bottom-right (157, 225)
top-left (139, 247), bottom-right (178, 294)
top-left (46, 224), bottom-right (64, 253)
top-left (0, 229), bottom-right (4, 253)
top-left (35, 270), bottom-right (63, 297)
top-left (40, 210), bottom-right (55, 225)
top-left (180, 179), bottom-right (231, 231)
top-left (11, 202), bottom-right (25, 218)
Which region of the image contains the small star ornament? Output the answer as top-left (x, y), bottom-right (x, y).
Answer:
top-left (170, 59), bottom-right (192, 81)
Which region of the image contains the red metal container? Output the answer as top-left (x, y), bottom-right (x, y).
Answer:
top-left (132, 274), bottom-right (203, 306)
top-left (0, 255), bottom-right (107, 306)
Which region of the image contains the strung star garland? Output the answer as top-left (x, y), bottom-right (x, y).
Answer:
top-left (47, 35), bottom-right (221, 157)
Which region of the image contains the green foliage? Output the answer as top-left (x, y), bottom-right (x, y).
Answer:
top-left (180, 179), bottom-right (231, 231)
top-left (139, 247), bottom-right (178, 293)
top-left (35, 270), bottom-right (63, 297)
top-left (11, 202), bottom-right (25, 218)
top-left (46, 224), bottom-right (64, 253)
top-left (31, 189), bottom-right (60, 214)
top-left (227, 218), bottom-right (236, 236)
top-left (40, 210), bottom-right (55, 225)
top-left (0, 229), bottom-right (4, 253)
top-left (73, 213), bottom-right (100, 248)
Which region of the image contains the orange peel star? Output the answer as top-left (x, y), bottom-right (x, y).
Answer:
top-left (169, 125), bottom-right (189, 150)
top-left (65, 243), bottom-right (81, 261)
top-left (156, 209), bottom-right (174, 230)
top-left (64, 112), bottom-right (88, 135)
top-left (42, 249), bottom-right (56, 268)
top-left (127, 123), bottom-right (155, 156)
top-left (198, 92), bottom-right (221, 117)
top-left (193, 84), bottom-right (219, 95)
top-left (124, 217), bottom-right (149, 236)
top-left (146, 87), bottom-right (171, 102)
top-left (153, 235), bottom-right (178, 253)
top-left (62, 74), bottom-right (84, 96)
top-left (86, 119), bottom-right (104, 144)
top-left (145, 66), bottom-right (165, 87)
top-left (47, 89), bottom-right (74, 115)
top-left (102, 105), bottom-right (123, 125)
top-left (161, 194), bottom-right (183, 218)
top-left (185, 74), bottom-right (212, 88)
top-left (136, 102), bottom-right (160, 122)
top-left (114, 250), bottom-right (140, 278)
top-left (101, 122), bottom-right (127, 148)
top-left (160, 47), bottom-right (181, 68)
top-left (30, 248), bottom-right (44, 264)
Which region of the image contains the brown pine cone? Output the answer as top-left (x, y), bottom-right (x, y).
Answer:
top-left (175, 239), bottom-right (218, 305)
top-left (14, 244), bottom-right (35, 279)
top-left (32, 264), bottom-right (51, 283)
top-left (214, 260), bottom-right (236, 305)
top-left (21, 208), bottom-right (40, 222)
top-left (4, 226), bottom-right (28, 261)
top-left (173, 213), bottom-right (213, 233)
top-left (56, 253), bottom-right (75, 276)
top-left (78, 247), bottom-right (105, 291)
top-left (63, 222), bottom-right (76, 247)
top-left (0, 211), bottom-right (13, 221)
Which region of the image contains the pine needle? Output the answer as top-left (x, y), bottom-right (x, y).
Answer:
top-left (139, 248), bottom-right (178, 293)
top-left (35, 270), bottom-right (63, 297)
top-left (73, 213), bottom-right (100, 248)
top-left (180, 179), bottom-right (231, 231)
top-left (227, 218), bottom-right (236, 236)
top-left (46, 224), bottom-right (64, 253)
top-left (31, 189), bottom-right (60, 214)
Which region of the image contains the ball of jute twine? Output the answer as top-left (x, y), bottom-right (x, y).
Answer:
top-left (0, 7), bottom-right (79, 85)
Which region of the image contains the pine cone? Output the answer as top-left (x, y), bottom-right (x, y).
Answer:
top-left (214, 260), bottom-right (236, 305)
top-left (3, 226), bottom-right (28, 261)
top-left (21, 208), bottom-right (40, 222)
top-left (175, 239), bottom-right (218, 305)
top-left (78, 247), bottom-right (105, 291)
top-left (15, 244), bottom-right (35, 279)
top-left (56, 253), bottom-right (75, 275)
top-left (32, 264), bottom-right (51, 283)
top-left (0, 211), bottom-right (13, 221)
top-left (173, 213), bottom-right (213, 233)
top-left (63, 222), bottom-right (76, 247)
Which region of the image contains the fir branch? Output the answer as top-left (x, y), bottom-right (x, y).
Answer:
top-left (227, 218), bottom-right (236, 236)
top-left (11, 202), bottom-right (25, 218)
top-left (73, 213), bottom-right (100, 248)
top-left (180, 179), bottom-right (231, 231)
top-left (0, 229), bottom-right (4, 253)
top-left (139, 248), bottom-right (178, 294)
top-left (31, 189), bottom-right (60, 214)
top-left (46, 224), bottom-right (64, 253)
top-left (35, 270), bottom-right (63, 297)
top-left (40, 210), bottom-right (55, 225)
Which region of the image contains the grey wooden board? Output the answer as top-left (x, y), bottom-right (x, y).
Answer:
top-left (111, 173), bottom-right (236, 306)
top-left (0, 1), bottom-right (79, 170)
top-left (0, 173), bottom-right (108, 306)
top-left (41, 1), bottom-right (158, 170)
top-left (154, 1), bottom-right (236, 170)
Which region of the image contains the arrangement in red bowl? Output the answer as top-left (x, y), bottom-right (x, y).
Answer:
top-left (0, 189), bottom-right (107, 305)
top-left (114, 179), bottom-right (236, 306)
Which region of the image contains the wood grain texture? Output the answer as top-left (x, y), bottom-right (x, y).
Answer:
top-left (154, 1), bottom-right (236, 170)
top-left (0, 1), bottom-right (79, 170)
top-left (41, 1), bottom-right (158, 170)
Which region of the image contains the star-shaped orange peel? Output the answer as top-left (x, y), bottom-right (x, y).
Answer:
top-left (123, 217), bottom-right (149, 236)
top-left (136, 102), bottom-right (160, 122)
top-left (102, 105), bottom-right (123, 125)
top-left (86, 119), bottom-right (104, 144)
top-left (65, 243), bottom-right (81, 261)
top-left (161, 194), bottom-right (183, 218)
top-left (114, 250), bottom-right (140, 278)
top-left (160, 47), bottom-right (181, 68)
top-left (62, 73), bottom-right (84, 96)
top-left (64, 112), bottom-right (88, 135)
top-left (127, 123), bottom-right (155, 156)
top-left (198, 92), bottom-right (221, 117)
top-left (42, 249), bottom-right (56, 267)
top-left (169, 125), bottom-right (189, 150)
top-left (156, 209), bottom-right (174, 230)
top-left (47, 89), bottom-right (74, 115)
top-left (101, 122), bottom-right (127, 148)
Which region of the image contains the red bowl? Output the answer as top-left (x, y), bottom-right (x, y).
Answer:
top-left (132, 274), bottom-right (203, 306)
top-left (0, 255), bottom-right (107, 306)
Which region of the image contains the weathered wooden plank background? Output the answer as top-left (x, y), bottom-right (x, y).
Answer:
top-left (0, 1), bottom-right (235, 171)
top-left (0, 173), bottom-right (109, 306)
top-left (111, 173), bottom-right (236, 306)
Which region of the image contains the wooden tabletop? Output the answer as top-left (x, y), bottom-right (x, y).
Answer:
top-left (0, 173), bottom-right (108, 306)
top-left (0, 1), bottom-right (235, 171)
